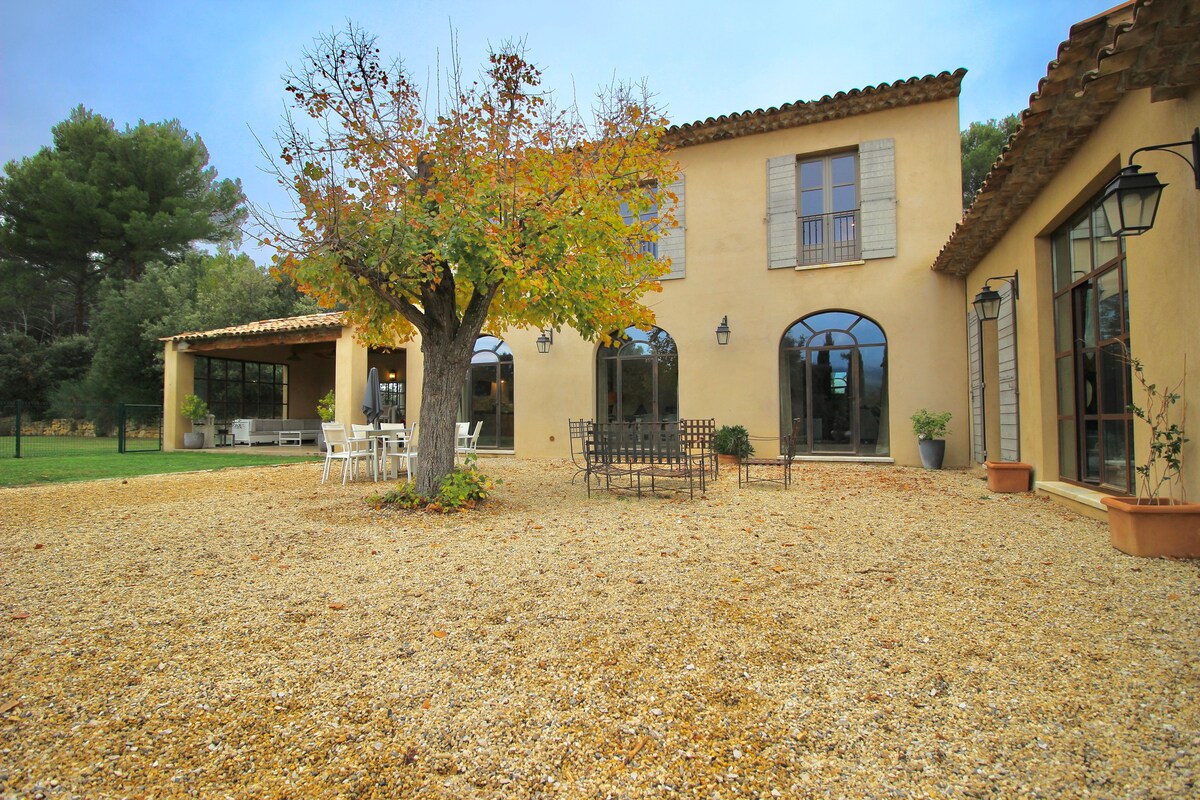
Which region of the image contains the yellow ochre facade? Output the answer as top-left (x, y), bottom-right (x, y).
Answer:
top-left (165, 70), bottom-right (969, 467)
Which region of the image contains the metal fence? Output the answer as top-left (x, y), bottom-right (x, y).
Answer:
top-left (0, 401), bottom-right (162, 458)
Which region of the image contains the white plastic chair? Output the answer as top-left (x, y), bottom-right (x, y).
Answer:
top-left (381, 423), bottom-right (418, 482)
top-left (456, 421), bottom-right (482, 462)
top-left (321, 423), bottom-right (376, 484)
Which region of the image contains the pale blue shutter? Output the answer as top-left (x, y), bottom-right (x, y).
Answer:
top-left (968, 310), bottom-right (985, 463)
top-left (859, 138), bottom-right (897, 259)
top-left (657, 177), bottom-right (685, 280)
top-left (767, 156), bottom-right (797, 269)
top-left (997, 282), bottom-right (1020, 461)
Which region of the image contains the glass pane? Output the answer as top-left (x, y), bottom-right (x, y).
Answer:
top-left (1076, 284), bottom-right (1096, 348)
top-left (1081, 352), bottom-right (1098, 415)
top-left (1070, 215), bottom-right (1091, 278)
top-left (1092, 204), bottom-right (1119, 267)
top-left (621, 341), bottom-right (652, 357)
top-left (859, 346), bottom-right (887, 450)
top-left (600, 358), bottom-right (618, 423)
top-left (831, 155), bottom-right (856, 185)
top-left (471, 351), bottom-right (499, 364)
top-left (1054, 294), bottom-right (1072, 353)
top-left (1052, 229), bottom-right (1072, 292)
top-left (804, 311), bottom-right (859, 332)
top-left (1059, 420), bottom-right (1078, 479)
top-left (799, 160), bottom-right (823, 189)
top-left (850, 317), bottom-right (885, 344)
top-left (1097, 268), bottom-right (1123, 341)
top-left (620, 359), bottom-right (654, 423)
top-left (1083, 419), bottom-right (1100, 481)
top-left (811, 331), bottom-right (855, 347)
top-left (811, 347), bottom-right (854, 452)
top-left (623, 327), bottom-right (651, 344)
top-left (194, 378), bottom-right (208, 400)
top-left (1057, 357), bottom-right (1075, 416)
top-left (782, 322), bottom-right (808, 349)
top-left (658, 352), bottom-right (679, 422)
top-left (801, 188), bottom-right (824, 217)
top-left (1099, 343), bottom-right (1128, 414)
top-left (831, 184), bottom-right (856, 213)
top-left (1101, 419), bottom-right (1129, 491)
top-left (783, 350), bottom-right (807, 449)
top-left (497, 362), bottom-right (515, 449)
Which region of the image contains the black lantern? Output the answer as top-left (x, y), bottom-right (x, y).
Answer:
top-left (535, 329), bottom-right (553, 354)
top-left (715, 316), bottom-right (731, 346)
top-left (1099, 127), bottom-right (1199, 237)
top-left (972, 273), bottom-right (1019, 322)
top-left (1099, 165), bottom-right (1166, 237)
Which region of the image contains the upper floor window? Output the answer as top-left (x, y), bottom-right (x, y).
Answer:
top-left (768, 139), bottom-right (895, 269)
top-left (799, 152), bottom-right (859, 265)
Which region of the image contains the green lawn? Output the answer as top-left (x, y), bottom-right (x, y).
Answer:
top-left (0, 450), bottom-right (320, 487)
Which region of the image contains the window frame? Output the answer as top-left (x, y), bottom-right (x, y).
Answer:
top-left (796, 151), bottom-right (861, 266)
top-left (1051, 196), bottom-right (1132, 494)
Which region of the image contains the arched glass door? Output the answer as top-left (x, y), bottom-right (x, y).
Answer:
top-left (780, 311), bottom-right (888, 455)
top-left (461, 336), bottom-right (514, 449)
top-left (597, 326), bottom-right (679, 423)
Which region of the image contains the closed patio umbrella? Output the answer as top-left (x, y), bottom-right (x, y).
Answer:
top-left (362, 367), bottom-right (383, 429)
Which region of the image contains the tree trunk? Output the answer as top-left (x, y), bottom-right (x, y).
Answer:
top-left (414, 338), bottom-right (473, 497)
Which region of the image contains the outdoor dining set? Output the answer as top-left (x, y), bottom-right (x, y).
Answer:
top-left (319, 421), bottom-right (481, 485)
top-left (569, 418), bottom-right (800, 498)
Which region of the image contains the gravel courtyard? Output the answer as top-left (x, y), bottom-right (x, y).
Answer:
top-left (1, 459), bottom-right (1197, 798)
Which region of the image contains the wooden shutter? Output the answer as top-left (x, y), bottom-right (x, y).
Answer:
top-left (766, 155), bottom-right (797, 269)
top-left (997, 282), bottom-right (1020, 461)
top-left (657, 177), bottom-right (686, 280)
top-left (859, 138), bottom-right (897, 259)
top-left (968, 310), bottom-right (985, 463)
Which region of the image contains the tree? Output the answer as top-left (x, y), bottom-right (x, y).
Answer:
top-left (0, 107), bottom-right (247, 334)
top-left (961, 114), bottom-right (1021, 209)
top-left (80, 249), bottom-right (318, 406)
top-left (267, 27), bottom-right (677, 495)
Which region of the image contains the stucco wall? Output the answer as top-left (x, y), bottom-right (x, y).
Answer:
top-left (498, 96), bottom-right (967, 463)
top-left (962, 87), bottom-right (1200, 499)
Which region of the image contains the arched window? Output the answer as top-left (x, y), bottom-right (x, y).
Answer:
top-left (460, 336), bottom-right (514, 450)
top-left (780, 311), bottom-right (888, 455)
top-left (597, 326), bottom-right (679, 423)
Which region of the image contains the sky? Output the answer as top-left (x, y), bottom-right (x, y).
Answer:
top-left (1, 0), bottom-right (1113, 264)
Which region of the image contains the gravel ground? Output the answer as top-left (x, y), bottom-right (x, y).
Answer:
top-left (1, 459), bottom-right (1197, 799)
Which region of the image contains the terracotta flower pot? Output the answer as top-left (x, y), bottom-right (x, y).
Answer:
top-left (717, 453), bottom-right (740, 469)
top-left (984, 460), bottom-right (1031, 493)
top-left (1100, 496), bottom-right (1200, 558)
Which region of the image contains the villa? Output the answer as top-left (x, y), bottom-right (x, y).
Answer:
top-left (163, 0), bottom-right (1200, 519)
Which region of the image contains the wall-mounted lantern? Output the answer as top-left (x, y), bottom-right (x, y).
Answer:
top-left (715, 316), bottom-right (731, 346)
top-left (535, 329), bottom-right (553, 354)
top-left (1099, 127), bottom-right (1198, 237)
top-left (972, 273), bottom-right (1019, 322)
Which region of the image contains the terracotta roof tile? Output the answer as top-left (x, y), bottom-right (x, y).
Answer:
top-left (163, 312), bottom-right (345, 342)
top-left (933, 0), bottom-right (1200, 275)
top-left (663, 69), bottom-right (967, 147)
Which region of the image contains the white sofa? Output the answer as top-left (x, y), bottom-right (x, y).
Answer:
top-left (231, 418), bottom-right (322, 445)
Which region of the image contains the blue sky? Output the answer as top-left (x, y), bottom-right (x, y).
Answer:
top-left (1, 0), bottom-right (1110, 262)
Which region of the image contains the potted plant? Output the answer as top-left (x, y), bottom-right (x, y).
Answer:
top-left (180, 393), bottom-right (210, 449)
top-left (1100, 357), bottom-right (1198, 557)
top-left (910, 409), bottom-right (951, 469)
top-left (316, 390), bottom-right (336, 452)
top-left (713, 424), bottom-right (754, 469)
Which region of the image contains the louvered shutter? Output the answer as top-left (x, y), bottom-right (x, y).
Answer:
top-left (997, 282), bottom-right (1020, 461)
top-left (859, 138), bottom-right (897, 259)
top-left (766, 155), bottom-right (797, 268)
top-left (657, 177), bottom-right (685, 280)
top-left (968, 311), bottom-right (985, 463)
